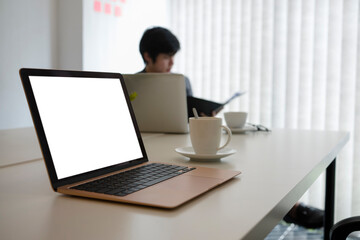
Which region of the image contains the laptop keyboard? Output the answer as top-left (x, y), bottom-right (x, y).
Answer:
top-left (71, 163), bottom-right (196, 197)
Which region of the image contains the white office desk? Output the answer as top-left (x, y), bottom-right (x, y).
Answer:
top-left (0, 129), bottom-right (349, 240)
top-left (0, 127), bottom-right (42, 167)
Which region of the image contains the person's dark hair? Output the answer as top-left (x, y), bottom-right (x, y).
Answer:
top-left (139, 27), bottom-right (180, 63)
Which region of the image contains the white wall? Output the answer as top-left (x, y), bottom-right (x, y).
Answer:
top-left (0, 0), bottom-right (57, 129)
top-left (0, 0), bottom-right (83, 130)
top-left (0, 0), bottom-right (170, 130)
top-left (83, 0), bottom-right (170, 73)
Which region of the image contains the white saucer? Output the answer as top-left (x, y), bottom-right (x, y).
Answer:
top-left (175, 146), bottom-right (236, 161)
top-left (229, 125), bottom-right (257, 134)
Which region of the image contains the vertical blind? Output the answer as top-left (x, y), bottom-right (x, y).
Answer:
top-left (170, 0), bottom-right (360, 221)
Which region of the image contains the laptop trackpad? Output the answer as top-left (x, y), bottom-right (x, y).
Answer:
top-left (123, 175), bottom-right (224, 208)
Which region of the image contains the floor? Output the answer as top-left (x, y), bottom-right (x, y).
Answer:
top-left (265, 221), bottom-right (360, 240)
top-left (265, 221), bottom-right (323, 240)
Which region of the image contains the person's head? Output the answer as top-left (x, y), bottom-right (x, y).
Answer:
top-left (139, 27), bottom-right (180, 73)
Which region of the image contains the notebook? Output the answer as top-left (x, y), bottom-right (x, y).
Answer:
top-left (187, 92), bottom-right (245, 118)
top-left (19, 68), bottom-right (241, 209)
top-left (123, 73), bottom-right (189, 133)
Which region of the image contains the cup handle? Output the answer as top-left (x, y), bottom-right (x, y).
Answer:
top-left (218, 125), bottom-right (232, 150)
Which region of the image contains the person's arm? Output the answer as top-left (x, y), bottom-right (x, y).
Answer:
top-left (184, 76), bottom-right (193, 97)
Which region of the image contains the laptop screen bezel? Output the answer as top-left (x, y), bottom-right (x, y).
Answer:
top-left (19, 68), bottom-right (148, 190)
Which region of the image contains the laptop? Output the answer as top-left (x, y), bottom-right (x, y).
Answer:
top-left (123, 73), bottom-right (188, 133)
top-left (19, 68), bottom-right (241, 209)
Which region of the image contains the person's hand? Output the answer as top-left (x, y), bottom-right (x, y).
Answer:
top-left (200, 111), bottom-right (217, 117)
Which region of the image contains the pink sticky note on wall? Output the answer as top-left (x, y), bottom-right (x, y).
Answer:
top-left (94, 1), bottom-right (101, 12)
top-left (114, 6), bottom-right (122, 16)
top-left (104, 3), bottom-right (111, 14)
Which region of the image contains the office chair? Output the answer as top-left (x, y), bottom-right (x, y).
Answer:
top-left (330, 216), bottom-right (360, 240)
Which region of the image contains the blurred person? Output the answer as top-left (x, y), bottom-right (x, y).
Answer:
top-left (138, 26), bottom-right (193, 97)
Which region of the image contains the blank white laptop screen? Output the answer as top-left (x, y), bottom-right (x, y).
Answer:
top-left (29, 76), bottom-right (143, 179)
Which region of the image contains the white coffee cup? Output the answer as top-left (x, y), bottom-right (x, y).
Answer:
top-left (189, 117), bottom-right (232, 155)
top-left (224, 112), bottom-right (248, 129)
